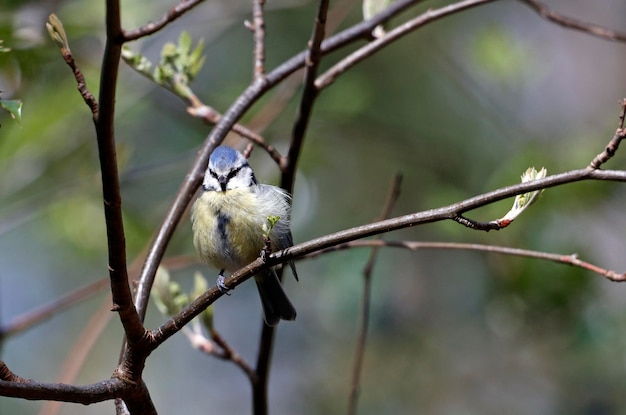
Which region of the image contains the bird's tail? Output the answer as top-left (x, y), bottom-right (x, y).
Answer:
top-left (254, 269), bottom-right (297, 326)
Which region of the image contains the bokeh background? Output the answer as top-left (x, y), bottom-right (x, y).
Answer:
top-left (2, 0), bottom-right (626, 414)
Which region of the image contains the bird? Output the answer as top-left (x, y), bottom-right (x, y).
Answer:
top-left (191, 145), bottom-right (297, 326)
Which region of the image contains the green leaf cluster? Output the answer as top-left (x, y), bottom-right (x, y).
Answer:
top-left (152, 267), bottom-right (213, 331)
top-left (122, 31), bottom-right (205, 100)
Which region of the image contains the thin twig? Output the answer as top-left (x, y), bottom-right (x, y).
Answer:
top-left (282, 0), bottom-right (330, 180)
top-left (187, 100), bottom-right (284, 165)
top-left (588, 98), bottom-right (626, 170)
top-left (307, 240), bottom-right (626, 282)
top-left (251, 0), bottom-right (267, 79)
top-left (60, 49), bottom-right (98, 117)
top-left (0, 278), bottom-right (109, 340)
top-left (316, 0), bottom-right (499, 89)
top-left (210, 330), bottom-right (258, 382)
top-left (38, 295), bottom-right (114, 415)
top-left (348, 173), bottom-right (402, 415)
top-left (123, 0), bottom-right (206, 41)
top-left (254, 1), bottom-right (331, 413)
top-left (518, 0), bottom-right (626, 42)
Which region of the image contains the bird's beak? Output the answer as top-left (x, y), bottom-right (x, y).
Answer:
top-left (218, 176), bottom-right (228, 191)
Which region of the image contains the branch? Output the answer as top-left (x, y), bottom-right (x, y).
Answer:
top-left (122, 0), bottom-right (206, 41)
top-left (348, 173), bottom-right (402, 415)
top-left (47, 14), bottom-right (98, 117)
top-left (149, 168), bottom-right (626, 347)
top-left (308, 240), bottom-right (626, 282)
top-left (316, 0), bottom-right (500, 89)
top-left (281, 0), bottom-right (330, 186)
top-left (249, 0), bottom-right (267, 79)
top-left (0, 361), bottom-right (125, 404)
top-left (518, 0), bottom-right (626, 42)
top-left (0, 278), bottom-right (108, 340)
top-left (98, 0), bottom-right (146, 347)
top-left (186, 99), bottom-right (285, 165)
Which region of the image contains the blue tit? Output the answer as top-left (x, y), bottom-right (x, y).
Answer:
top-left (191, 145), bottom-right (297, 326)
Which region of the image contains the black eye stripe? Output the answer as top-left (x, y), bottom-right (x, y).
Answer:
top-left (227, 167), bottom-right (241, 180)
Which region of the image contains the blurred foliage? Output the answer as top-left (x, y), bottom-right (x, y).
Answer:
top-left (1, 0), bottom-right (626, 414)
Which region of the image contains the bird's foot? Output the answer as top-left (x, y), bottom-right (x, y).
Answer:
top-left (216, 273), bottom-right (231, 295)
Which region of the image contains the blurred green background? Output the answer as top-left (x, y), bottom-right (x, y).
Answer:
top-left (2, 0), bottom-right (626, 414)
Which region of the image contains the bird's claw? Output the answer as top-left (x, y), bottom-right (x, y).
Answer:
top-left (217, 274), bottom-right (231, 295)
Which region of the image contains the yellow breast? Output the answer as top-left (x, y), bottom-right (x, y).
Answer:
top-left (191, 188), bottom-right (266, 271)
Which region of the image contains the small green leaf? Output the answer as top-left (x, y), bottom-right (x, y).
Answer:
top-left (263, 215), bottom-right (281, 237)
top-left (178, 31), bottom-right (192, 55)
top-left (0, 99), bottom-right (23, 124)
top-left (121, 47), bottom-right (153, 77)
top-left (499, 167), bottom-right (547, 224)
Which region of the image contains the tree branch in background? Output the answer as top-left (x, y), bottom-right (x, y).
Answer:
top-left (518, 0), bottom-right (626, 42)
top-left (316, 0), bottom-right (500, 89)
top-left (348, 173), bottom-right (402, 415)
top-left (0, 278), bottom-right (108, 340)
top-left (281, 0), bottom-right (329, 182)
top-left (308, 240), bottom-right (626, 282)
top-left (249, 0), bottom-right (267, 79)
top-left (253, 1), bottom-right (331, 412)
top-left (122, 0), bottom-right (207, 41)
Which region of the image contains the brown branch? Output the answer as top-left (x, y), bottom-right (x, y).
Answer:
top-left (588, 98), bottom-right (626, 170)
top-left (282, 0), bottom-right (330, 184)
top-left (316, 0), bottom-right (500, 89)
top-left (38, 296), bottom-right (114, 415)
top-left (47, 14), bottom-right (98, 117)
top-left (122, 0), bottom-right (206, 41)
top-left (250, 0), bottom-right (267, 79)
top-left (452, 214), bottom-right (505, 231)
top-left (150, 168), bottom-right (626, 348)
top-left (187, 101), bottom-right (284, 165)
top-left (518, 0), bottom-right (626, 42)
top-left (210, 330), bottom-right (258, 382)
top-left (60, 49), bottom-right (98, 117)
top-left (253, 1), bottom-right (331, 413)
top-left (0, 361), bottom-right (126, 404)
top-left (307, 240), bottom-right (626, 282)
top-left (348, 173), bottom-right (402, 415)
top-left (98, 0), bottom-right (146, 347)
